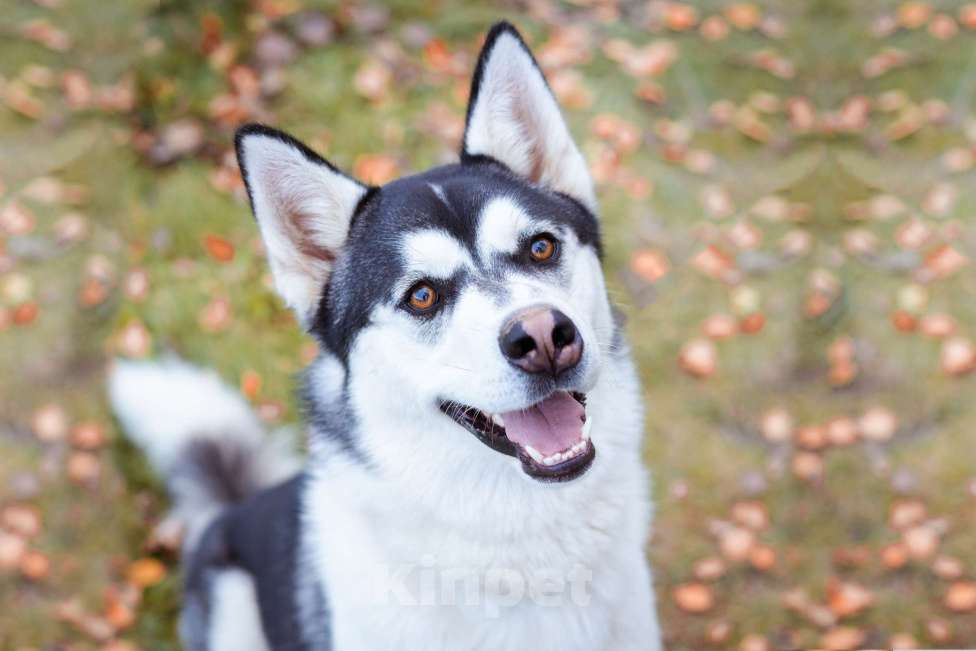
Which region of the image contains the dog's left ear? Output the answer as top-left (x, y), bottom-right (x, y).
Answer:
top-left (462, 22), bottom-right (596, 213)
top-left (235, 124), bottom-right (370, 328)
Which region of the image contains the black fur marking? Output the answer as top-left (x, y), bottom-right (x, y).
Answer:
top-left (309, 161), bottom-right (600, 362)
top-left (300, 361), bottom-right (372, 465)
top-left (184, 475), bottom-right (330, 650)
top-left (178, 438), bottom-right (259, 504)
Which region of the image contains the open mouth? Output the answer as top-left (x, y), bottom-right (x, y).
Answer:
top-left (439, 391), bottom-right (595, 483)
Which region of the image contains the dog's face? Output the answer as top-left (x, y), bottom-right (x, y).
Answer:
top-left (237, 23), bottom-right (615, 483)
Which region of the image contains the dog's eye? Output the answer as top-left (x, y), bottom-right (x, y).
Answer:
top-left (406, 282), bottom-right (439, 312)
top-left (528, 234), bottom-right (557, 261)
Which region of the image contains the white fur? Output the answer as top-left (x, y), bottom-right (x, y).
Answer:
top-left (476, 197), bottom-right (530, 260)
top-left (237, 133), bottom-right (367, 326)
top-left (304, 349), bottom-right (657, 650)
top-left (208, 569), bottom-right (271, 651)
top-left (463, 31), bottom-right (597, 212)
top-left (108, 358), bottom-right (266, 472)
top-left (299, 194), bottom-right (659, 650)
top-left (108, 358), bottom-right (299, 550)
top-left (427, 182), bottom-right (450, 208)
top-left (401, 229), bottom-right (474, 281)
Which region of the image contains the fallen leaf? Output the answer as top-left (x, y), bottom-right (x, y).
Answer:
top-left (204, 234), bottom-right (236, 263)
top-left (1, 504), bottom-right (42, 538)
top-left (859, 406), bottom-right (897, 442)
top-left (0, 201), bottom-right (36, 235)
top-left (792, 451), bottom-right (824, 482)
top-left (354, 153), bottom-right (399, 185)
top-left (0, 530), bottom-right (26, 570)
top-left (679, 338), bottom-right (716, 378)
top-left (700, 16), bottom-right (730, 41)
top-left (199, 295), bottom-right (233, 333)
top-left (904, 523), bottom-right (941, 560)
top-left (820, 626), bottom-right (865, 650)
top-left (353, 59), bottom-right (392, 102)
top-left (882, 542), bottom-right (909, 570)
top-left (702, 314), bottom-right (737, 340)
top-left (737, 634), bottom-right (769, 651)
top-left (919, 313), bottom-right (956, 338)
top-left (725, 3), bottom-right (762, 29)
top-left (241, 369), bottom-right (262, 399)
top-left (67, 451), bottom-right (101, 484)
top-left (941, 337), bottom-right (976, 376)
top-left (705, 620), bottom-right (732, 645)
top-left (31, 403), bottom-right (68, 442)
top-left (795, 425), bottom-right (828, 451)
top-left (760, 407), bottom-right (793, 443)
top-left (71, 422), bottom-right (106, 451)
top-left (926, 617), bottom-right (952, 643)
top-left (128, 558), bottom-right (167, 588)
top-left (932, 555), bottom-right (964, 580)
top-left (673, 582), bottom-right (714, 613)
top-left (693, 556), bottom-right (726, 581)
top-left (699, 185), bottom-right (735, 219)
top-left (944, 581), bottom-right (976, 612)
top-left (664, 3), bottom-right (699, 31)
top-left (748, 544), bottom-right (776, 571)
top-left (630, 249), bottom-right (670, 283)
top-left (19, 550), bottom-right (51, 581)
top-left (718, 525), bottom-right (755, 561)
top-left (825, 417), bottom-right (858, 446)
top-left (123, 268), bottom-right (150, 301)
top-left (890, 498), bottom-right (927, 530)
top-left (116, 320), bottom-right (152, 358)
top-left (731, 500), bottom-right (769, 531)
top-left (827, 580), bottom-right (874, 618)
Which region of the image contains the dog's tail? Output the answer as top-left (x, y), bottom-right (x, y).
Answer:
top-left (108, 357), bottom-right (300, 552)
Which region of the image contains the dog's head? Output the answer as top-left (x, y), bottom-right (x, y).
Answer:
top-left (237, 23), bottom-right (618, 484)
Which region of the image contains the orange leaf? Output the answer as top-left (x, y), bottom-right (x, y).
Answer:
top-left (204, 234), bottom-right (236, 263)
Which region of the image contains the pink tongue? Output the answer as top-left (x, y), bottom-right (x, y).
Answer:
top-left (501, 391), bottom-right (585, 456)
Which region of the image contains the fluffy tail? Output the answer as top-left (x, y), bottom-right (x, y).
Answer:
top-left (108, 357), bottom-right (300, 552)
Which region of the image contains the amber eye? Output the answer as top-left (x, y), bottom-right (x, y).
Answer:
top-left (407, 282), bottom-right (438, 311)
top-left (529, 234), bottom-right (557, 261)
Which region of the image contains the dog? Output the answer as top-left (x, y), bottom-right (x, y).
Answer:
top-left (108, 21), bottom-right (661, 651)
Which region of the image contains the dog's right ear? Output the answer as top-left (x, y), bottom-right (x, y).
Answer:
top-left (235, 124), bottom-right (370, 328)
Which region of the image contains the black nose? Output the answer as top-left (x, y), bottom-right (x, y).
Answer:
top-left (498, 307), bottom-right (583, 376)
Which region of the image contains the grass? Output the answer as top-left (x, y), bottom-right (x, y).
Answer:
top-left (2, 0), bottom-right (976, 649)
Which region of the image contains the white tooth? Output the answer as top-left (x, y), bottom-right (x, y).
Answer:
top-left (492, 414), bottom-right (505, 427)
top-left (544, 455), bottom-right (557, 466)
top-left (581, 417), bottom-right (592, 441)
top-left (525, 445), bottom-right (544, 463)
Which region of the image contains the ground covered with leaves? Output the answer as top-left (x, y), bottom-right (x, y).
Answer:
top-left (2, 0), bottom-right (976, 649)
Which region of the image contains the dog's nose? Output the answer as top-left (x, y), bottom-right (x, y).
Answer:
top-left (498, 307), bottom-right (583, 376)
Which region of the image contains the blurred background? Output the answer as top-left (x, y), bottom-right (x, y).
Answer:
top-left (2, 0), bottom-right (976, 649)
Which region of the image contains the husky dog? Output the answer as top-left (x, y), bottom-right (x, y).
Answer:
top-left (109, 21), bottom-right (660, 651)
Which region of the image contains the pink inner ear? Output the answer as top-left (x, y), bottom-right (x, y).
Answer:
top-left (511, 93), bottom-right (547, 184)
top-left (294, 211), bottom-right (337, 263)
top-left (265, 167), bottom-right (338, 265)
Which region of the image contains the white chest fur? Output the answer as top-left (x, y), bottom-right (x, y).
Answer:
top-left (302, 361), bottom-right (661, 651)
